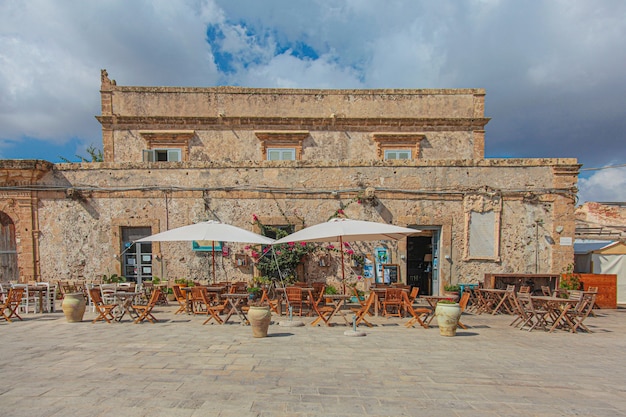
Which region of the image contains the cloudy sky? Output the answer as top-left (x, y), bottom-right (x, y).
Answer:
top-left (1, 0), bottom-right (624, 204)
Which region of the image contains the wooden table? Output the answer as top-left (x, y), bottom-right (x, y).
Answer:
top-left (531, 296), bottom-right (580, 333)
top-left (112, 291), bottom-right (140, 322)
top-left (370, 287), bottom-right (409, 316)
top-left (222, 293), bottom-right (250, 325)
top-left (310, 294), bottom-right (351, 327)
top-left (479, 289), bottom-right (513, 315)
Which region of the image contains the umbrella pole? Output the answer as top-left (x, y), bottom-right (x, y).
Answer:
top-left (340, 236), bottom-right (346, 294)
top-left (212, 240), bottom-right (216, 284)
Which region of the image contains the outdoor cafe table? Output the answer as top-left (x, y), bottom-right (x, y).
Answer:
top-left (27, 286), bottom-right (48, 314)
top-left (310, 293), bottom-right (352, 326)
top-left (531, 296), bottom-right (581, 333)
top-left (112, 291), bottom-right (140, 322)
top-left (221, 293), bottom-right (250, 325)
top-left (479, 288), bottom-right (514, 315)
top-left (180, 285), bottom-right (226, 314)
top-left (370, 287), bottom-right (409, 317)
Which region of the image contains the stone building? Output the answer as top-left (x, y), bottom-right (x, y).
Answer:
top-left (0, 70), bottom-right (580, 294)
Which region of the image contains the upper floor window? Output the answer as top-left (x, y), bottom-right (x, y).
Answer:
top-left (256, 130), bottom-right (308, 161)
top-left (267, 148), bottom-right (296, 161)
top-left (139, 130), bottom-right (193, 162)
top-left (384, 149), bottom-right (412, 160)
top-left (373, 132), bottom-right (424, 160)
top-left (143, 148), bottom-right (181, 162)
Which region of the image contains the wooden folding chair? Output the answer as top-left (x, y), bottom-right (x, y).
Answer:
top-left (402, 292), bottom-right (431, 329)
top-left (350, 286), bottom-right (373, 317)
top-left (309, 289), bottom-right (336, 326)
top-left (382, 288), bottom-right (404, 317)
top-left (132, 288), bottom-right (161, 324)
top-left (350, 292), bottom-right (376, 327)
top-left (260, 289), bottom-right (280, 315)
top-left (285, 287), bottom-right (304, 316)
top-left (193, 287), bottom-right (225, 325)
top-left (457, 291), bottom-right (471, 329)
top-left (568, 292), bottom-right (596, 333)
top-left (0, 287), bottom-right (25, 322)
top-left (88, 287), bottom-right (117, 324)
top-left (172, 285), bottom-right (188, 315)
top-left (516, 292), bottom-right (548, 331)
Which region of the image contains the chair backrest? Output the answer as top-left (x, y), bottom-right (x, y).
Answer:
top-left (408, 287), bottom-right (419, 303)
top-left (7, 287), bottom-right (25, 307)
top-left (172, 285), bottom-right (186, 301)
top-left (88, 287), bottom-right (104, 305)
top-left (541, 286), bottom-right (552, 296)
top-left (146, 288), bottom-right (161, 307)
top-left (285, 287), bottom-right (303, 301)
top-left (459, 291), bottom-right (471, 311)
top-left (587, 286), bottom-right (598, 293)
top-left (506, 284), bottom-right (516, 292)
top-left (519, 286), bottom-right (531, 293)
top-left (385, 288), bottom-right (403, 303)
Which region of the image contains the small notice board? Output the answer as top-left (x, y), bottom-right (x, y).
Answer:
top-left (382, 264), bottom-right (400, 284)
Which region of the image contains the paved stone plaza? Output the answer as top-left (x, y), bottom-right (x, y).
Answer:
top-left (1, 305), bottom-right (625, 417)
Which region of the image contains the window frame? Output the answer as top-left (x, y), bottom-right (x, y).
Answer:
top-left (384, 149), bottom-right (412, 160)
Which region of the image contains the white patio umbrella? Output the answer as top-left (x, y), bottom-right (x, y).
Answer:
top-left (136, 220), bottom-right (275, 282)
top-left (273, 218), bottom-right (420, 292)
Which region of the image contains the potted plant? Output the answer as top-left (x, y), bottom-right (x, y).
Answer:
top-left (435, 299), bottom-right (462, 336)
top-left (247, 286), bottom-right (262, 301)
top-left (324, 285), bottom-right (338, 303)
top-left (443, 283), bottom-right (461, 302)
top-left (559, 264), bottom-right (581, 297)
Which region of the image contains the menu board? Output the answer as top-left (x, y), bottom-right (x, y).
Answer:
top-left (382, 264), bottom-right (399, 283)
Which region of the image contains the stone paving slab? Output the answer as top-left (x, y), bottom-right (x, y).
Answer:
top-left (1, 304), bottom-right (626, 416)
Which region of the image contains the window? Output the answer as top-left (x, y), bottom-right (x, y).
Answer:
top-left (143, 149), bottom-right (181, 162)
top-left (384, 149), bottom-right (412, 160)
top-left (139, 130), bottom-right (193, 162)
top-left (373, 132), bottom-right (424, 160)
top-left (256, 130), bottom-right (308, 160)
top-left (267, 148), bottom-right (296, 161)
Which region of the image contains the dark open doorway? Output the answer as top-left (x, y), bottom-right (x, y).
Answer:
top-left (406, 228), bottom-right (440, 295)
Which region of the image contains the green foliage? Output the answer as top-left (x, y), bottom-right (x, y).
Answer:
top-left (438, 299), bottom-right (458, 304)
top-left (174, 278), bottom-right (194, 286)
top-left (560, 264), bottom-right (581, 291)
top-left (151, 276), bottom-right (161, 285)
top-left (324, 285), bottom-right (338, 295)
top-left (102, 273), bottom-right (126, 284)
top-left (60, 144), bottom-right (104, 163)
top-left (247, 221), bottom-right (317, 281)
top-left (444, 284), bottom-right (461, 292)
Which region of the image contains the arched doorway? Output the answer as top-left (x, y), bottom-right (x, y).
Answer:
top-left (0, 212), bottom-right (18, 281)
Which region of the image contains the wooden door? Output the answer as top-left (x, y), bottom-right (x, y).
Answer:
top-left (0, 212), bottom-right (18, 281)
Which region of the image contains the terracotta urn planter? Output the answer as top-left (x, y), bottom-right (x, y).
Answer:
top-left (435, 302), bottom-right (462, 336)
top-left (61, 292), bottom-right (86, 323)
top-left (248, 306), bottom-right (272, 338)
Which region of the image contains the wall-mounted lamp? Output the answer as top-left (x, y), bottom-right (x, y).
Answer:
top-left (555, 225), bottom-right (564, 234)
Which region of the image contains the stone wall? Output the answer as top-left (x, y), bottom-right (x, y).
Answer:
top-left (31, 158), bottom-right (578, 286)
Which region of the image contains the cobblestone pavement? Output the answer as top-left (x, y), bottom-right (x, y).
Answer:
top-left (1, 303), bottom-right (625, 417)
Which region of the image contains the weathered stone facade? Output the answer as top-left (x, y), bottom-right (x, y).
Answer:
top-left (0, 70), bottom-right (580, 293)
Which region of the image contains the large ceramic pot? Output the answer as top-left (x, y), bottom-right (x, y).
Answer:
top-left (62, 292), bottom-right (86, 323)
top-left (435, 302), bottom-right (461, 336)
top-left (248, 306), bottom-right (271, 338)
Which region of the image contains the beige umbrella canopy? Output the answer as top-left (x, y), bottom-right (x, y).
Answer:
top-left (273, 218), bottom-right (420, 292)
top-left (136, 220), bottom-right (275, 282)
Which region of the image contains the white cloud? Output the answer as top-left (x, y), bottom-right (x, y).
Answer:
top-left (0, 0), bottom-right (624, 174)
top-left (578, 166), bottom-right (626, 204)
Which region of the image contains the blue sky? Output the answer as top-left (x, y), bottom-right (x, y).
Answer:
top-left (0, 0), bottom-right (625, 203)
